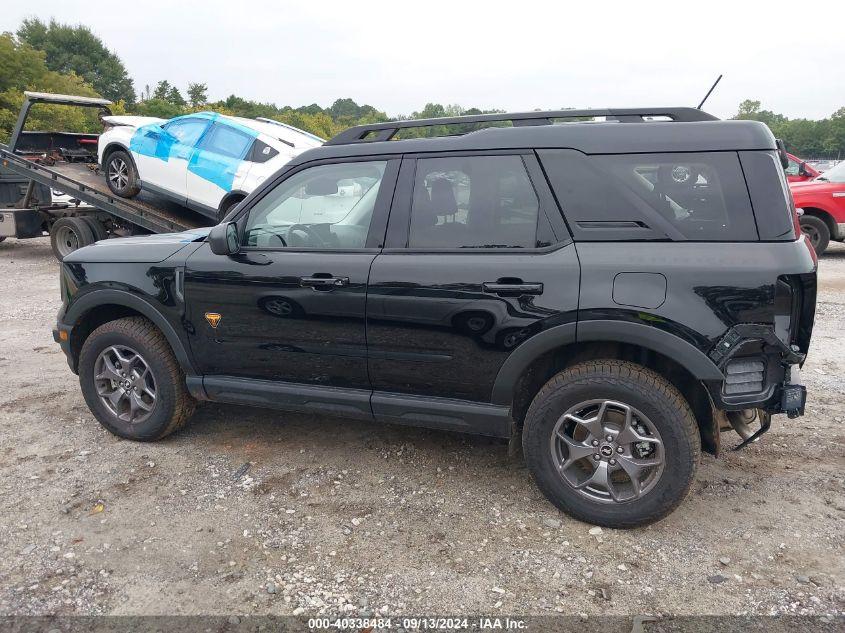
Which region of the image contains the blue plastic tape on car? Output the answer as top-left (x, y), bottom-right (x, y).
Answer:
top-left (130, 123), bottom-right (175, 161)
top-left (129, 112), bottom-right (258, 192)
top-left (187, 116), bottom-right (258, 192)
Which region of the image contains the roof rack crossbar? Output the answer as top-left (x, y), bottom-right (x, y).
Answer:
top-left (326, 107), bottom-right (718, 146)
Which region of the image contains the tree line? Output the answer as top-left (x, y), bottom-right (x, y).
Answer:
top-left (1, 18), bottom-right (843, 158)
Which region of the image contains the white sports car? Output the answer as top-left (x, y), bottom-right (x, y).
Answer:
top-left (97, 112), bottom-right (323, 220)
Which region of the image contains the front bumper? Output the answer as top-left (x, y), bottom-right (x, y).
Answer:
top-left (53, 302), bottom-right (76, 372)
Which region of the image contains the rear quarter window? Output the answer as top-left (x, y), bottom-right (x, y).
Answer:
top-left (539, 150), bottom-right (758, 241)
top-left (739, 150), bottom-right (796, 240)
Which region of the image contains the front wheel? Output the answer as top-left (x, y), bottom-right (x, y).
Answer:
top-left (78, 317), bottom-right (195, 441)
top-left (800, 215), bottom-right (830, 255)
top-left (522, 360), bottom-right (700, 528)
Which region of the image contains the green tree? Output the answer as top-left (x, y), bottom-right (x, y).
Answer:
top-left (133, 98), bottom-right (183, 119)
top-left (187, 82), bottom-right (207, 108)
top-left (733, 99), bottom-right (844, 158)
top-left (17, 17), bottom-right (135, 104)
top-left (0, 33), bottom-right (101, 142)
top-left (152, 80), bottom-right (173, 101)
top-left (167, 86), bottom-right (185, 107)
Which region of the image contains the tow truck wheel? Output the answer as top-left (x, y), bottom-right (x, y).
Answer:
top-left (82, 216), bottom-right (109, 241)
top-left (50, 217), bottom-right (95, 261)
top-left (105, 150), bottom-right (141, 198)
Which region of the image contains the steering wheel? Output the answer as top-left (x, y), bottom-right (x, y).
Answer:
top-left (285, 224), bottom-right (325, 247)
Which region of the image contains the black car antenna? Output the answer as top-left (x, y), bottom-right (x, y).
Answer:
top-left (696, 74), bottom-right (723, 109)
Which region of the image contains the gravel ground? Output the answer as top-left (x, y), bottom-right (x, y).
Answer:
top-left (0, 237), bottom-right (842, 618)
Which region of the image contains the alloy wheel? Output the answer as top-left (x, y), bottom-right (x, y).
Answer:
top-left (94, 345), bottom-right (157, 424)
top-left (108, 157), bottom-right (129, 190)
top-left (550, 399), bottom-right (665, 503)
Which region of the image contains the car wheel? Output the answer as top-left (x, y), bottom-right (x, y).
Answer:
top-left (105, 150), bottom-right (141, 198)
top-left (522, 360), bottom-right (700, 528)
top-left (49, 216), bottom-right (95, 260)
top-left (800, 215), bottom-right (830, 255)
top-left (78, 316), bottom-right (196, 441)
top-left (218, 195), bottom-right (245, 222)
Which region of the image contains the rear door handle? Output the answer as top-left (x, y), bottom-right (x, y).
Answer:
top-left (300, 275), bottom-right (349, 289)
top-left (482, 280), bottom-right (544, 296)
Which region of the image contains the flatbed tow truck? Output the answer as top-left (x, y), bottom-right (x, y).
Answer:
top-left (0, 92), bottom-right (211, 260)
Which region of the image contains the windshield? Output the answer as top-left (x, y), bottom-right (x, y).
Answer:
top-left (816, 161), bottom-right (845, 183)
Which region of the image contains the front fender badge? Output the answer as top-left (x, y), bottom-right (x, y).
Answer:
top-left (205, 312), bottom-right (222, 329)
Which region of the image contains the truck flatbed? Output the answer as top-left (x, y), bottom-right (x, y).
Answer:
top-left (1, 148), bottom-right (209, 234)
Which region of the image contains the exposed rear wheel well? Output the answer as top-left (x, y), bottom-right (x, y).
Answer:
top-left (510, 341), bottom-right (718, 454)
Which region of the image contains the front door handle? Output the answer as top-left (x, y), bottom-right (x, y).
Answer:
top-left (482, 280), bottom-right (544, 297)
top-left (300, 275), bottom-right (349, 289)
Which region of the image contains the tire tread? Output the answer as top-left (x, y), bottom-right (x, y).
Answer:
top-left (522, 359), bottom-right (700, 528)
top-left (79, 316), bottom-right (194, 440)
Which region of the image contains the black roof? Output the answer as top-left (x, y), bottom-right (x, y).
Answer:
top-left (289, 109), bottom-right (776, 167)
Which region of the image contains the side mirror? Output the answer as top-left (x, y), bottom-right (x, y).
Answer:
top-left (775, 139), bottom-right (789, 169)
top-left (209, 222), bottom-right (239, 255)
top-left (798, 161), bottom-right (809, 177)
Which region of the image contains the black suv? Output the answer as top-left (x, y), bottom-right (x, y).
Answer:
top-left (54, 108), bottom-right (817, 527)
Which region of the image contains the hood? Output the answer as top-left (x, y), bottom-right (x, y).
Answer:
top-left (63, 227), bottom-right (212, 264)
top-left (102, 115), bottom-right (166, 129)
top-left (790, 179), bottom-right (843, 194)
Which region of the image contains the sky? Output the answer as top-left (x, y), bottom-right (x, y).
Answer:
top-left (2, 1), bottom-right (844, 120)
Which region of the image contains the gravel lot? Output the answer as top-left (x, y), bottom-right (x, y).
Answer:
top-left (0, 237), bottom-right (842, 618)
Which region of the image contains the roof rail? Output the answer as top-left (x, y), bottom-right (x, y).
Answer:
top-left (325, 107), bottom-right (718, 146)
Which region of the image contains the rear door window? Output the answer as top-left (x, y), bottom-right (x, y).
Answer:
top-left (539, 150), bottom-right (758, 241)
top-left (200, 123), bottom-right (254, 159)
top-left (407, 155), bottom-right (547, 249)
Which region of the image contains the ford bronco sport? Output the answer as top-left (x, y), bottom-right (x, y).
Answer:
top-left (53, 108), bottom-right (817, 528)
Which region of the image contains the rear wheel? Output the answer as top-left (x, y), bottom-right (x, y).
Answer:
top-left (82, 216), bottom-right (109, 242)
top-left (522, 360), bottom-right (700, 528)
top-left (800, 215), bottom-right (830, 255)
top-left (50, 216), bottom-right (95, 260)
top-left (78, 317), bottom-right (195, 441)
top-left (218, 194), bottom-right (245, 222)
top-left (105, 149), bottom-right (141, 198)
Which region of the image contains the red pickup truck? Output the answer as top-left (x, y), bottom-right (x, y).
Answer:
top-left (790, 160), bottom-right (845, 254)
top-left (785, 153), bottom-right (820, 183)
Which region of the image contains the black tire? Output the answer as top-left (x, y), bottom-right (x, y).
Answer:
top-left (218, 195), bottom-right (245, 222)
top-left (50, 216), bottom-right (95, 260)
top-left (78, 316), bottom-right (195, 441)
top-left (800, 215), bottom-right (830, 255)
top-left (522, 360), bottom-right (700, 528)
top-left (82, 216), bottom-right (109, 242)
top-left (104, 149), bottom-right (141, 198)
